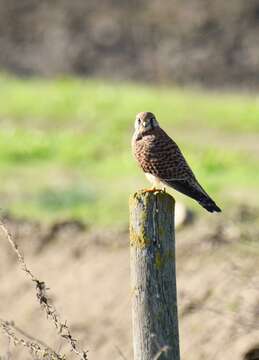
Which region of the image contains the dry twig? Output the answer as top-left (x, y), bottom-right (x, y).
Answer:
top-left (0, 319), bottom-right (64, 360)
top-left (0, 222), bottom-right (88, 360)
top-left (153, 345), bottom-right (171, 360)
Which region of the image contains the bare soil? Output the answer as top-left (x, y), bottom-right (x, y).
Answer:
top-left (1, 207), bottom-right (259, 360)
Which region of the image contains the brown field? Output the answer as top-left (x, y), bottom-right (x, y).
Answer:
top-left (1, 207), bottom-right (259, 360)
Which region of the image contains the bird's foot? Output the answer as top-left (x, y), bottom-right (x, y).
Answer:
top-left (144, 187), bottom-right (166, 193)
top-left (144, 187), bottom-right (158, 193)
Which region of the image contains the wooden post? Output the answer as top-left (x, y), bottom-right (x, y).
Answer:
top-left (129, 190), bottom-right (180, 360)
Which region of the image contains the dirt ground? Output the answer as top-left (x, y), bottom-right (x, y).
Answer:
top-left (1, 206), bottom-right (259, 360)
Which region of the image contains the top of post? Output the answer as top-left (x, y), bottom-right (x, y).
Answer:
top-left (129, 189), bottom-right (175, 206)
top-left (129, 190), bottom-right (175, 249)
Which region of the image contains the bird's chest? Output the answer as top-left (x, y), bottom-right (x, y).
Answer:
top-left (134, 135), bottom-right (181, 179)
top-left (134, 137), bottom-right (153, 160)
top-left (134, 136), bottom-right (163, 171)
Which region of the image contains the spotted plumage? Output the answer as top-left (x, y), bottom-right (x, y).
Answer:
top-left (132, 111), bottom-right (221, 213)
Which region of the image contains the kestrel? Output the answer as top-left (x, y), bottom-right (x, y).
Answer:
top-left (132, 111), bottom-right (221, 213)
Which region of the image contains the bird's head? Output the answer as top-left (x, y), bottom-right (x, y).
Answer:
top-left (134, 112), bottom-right (159, 136)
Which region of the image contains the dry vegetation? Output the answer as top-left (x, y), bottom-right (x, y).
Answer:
top-left (1, 206), bottom-right (259, 359)
top-left (0, 221), bottom-right (88, 360)
top-left (0, 1), bottom-right (259, 87)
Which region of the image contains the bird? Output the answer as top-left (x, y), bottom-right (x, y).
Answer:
top-left (132, 111), bottom-right (221, 213)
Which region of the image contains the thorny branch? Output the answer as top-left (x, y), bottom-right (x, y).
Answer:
top-left (0, 319), bottom-right (64, 360)
top-left (0, 222), bottom-right (88, 360)
top-left (11, 321), bottom-right (59, 354)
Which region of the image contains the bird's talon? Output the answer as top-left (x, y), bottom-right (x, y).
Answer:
top-left (143, 187), bottom-right (164, 194)
top-left (144, 187), bottom-right (158, 193)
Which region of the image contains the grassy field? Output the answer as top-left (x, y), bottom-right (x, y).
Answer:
top-left (0, 73), bottom-right (258, 226)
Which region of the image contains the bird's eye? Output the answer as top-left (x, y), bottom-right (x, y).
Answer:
top-left (138, 118), bottom-right (141, 125)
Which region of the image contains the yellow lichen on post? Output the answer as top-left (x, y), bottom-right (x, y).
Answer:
top-left (155, 250), bottom-right (175, 270)
top-left (129, 225), bottom-right (150, 248)
top-left (129, 191), bottom-right (151, 249)
top-left (155, 251), bottom-right (163, 269)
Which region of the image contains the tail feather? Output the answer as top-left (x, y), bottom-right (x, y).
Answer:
top-left (198, 198), bottom-right (221, 213)
top-left (164, 179), bottom-right (221, 213)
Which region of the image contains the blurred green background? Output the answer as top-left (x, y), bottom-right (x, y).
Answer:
top-left (0, 0), bottom-right (259, 227)
top-left (0, 74), bottom-right (258, 226)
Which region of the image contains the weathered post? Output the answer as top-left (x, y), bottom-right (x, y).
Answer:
top-left (129, 190), bottom-right (180, 360)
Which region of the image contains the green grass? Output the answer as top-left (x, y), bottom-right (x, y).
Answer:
top-left (0, 73), bottom-right (258, 226)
